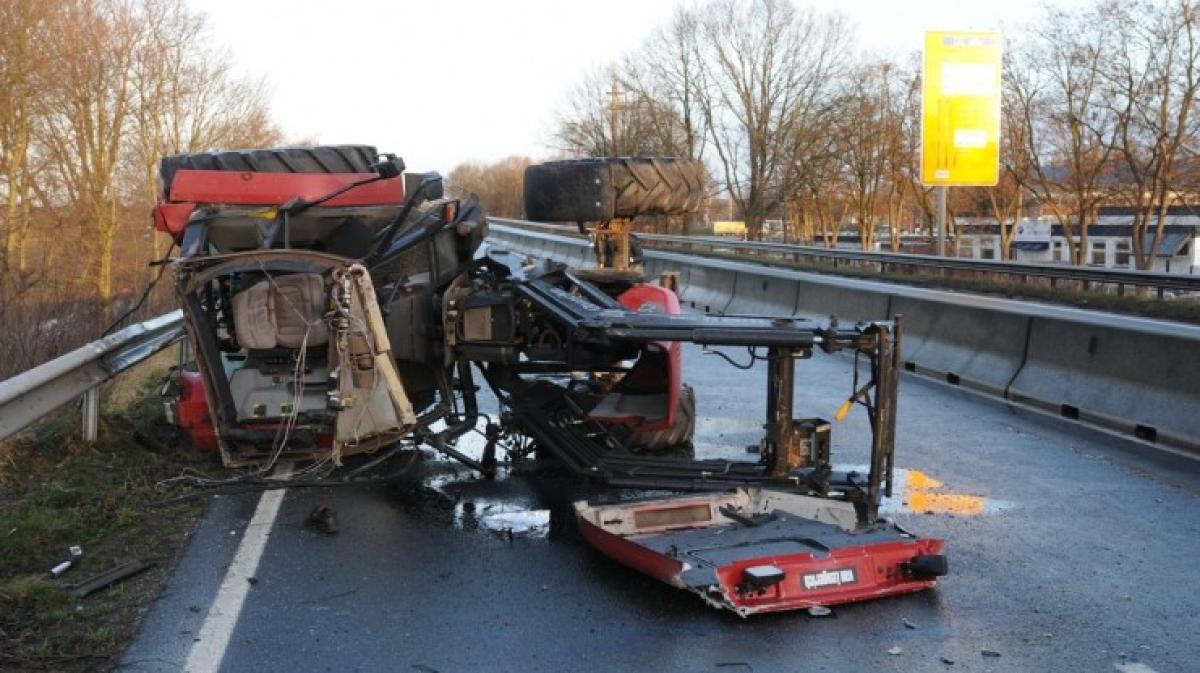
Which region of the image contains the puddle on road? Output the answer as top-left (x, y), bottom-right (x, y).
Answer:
top-left (416, 467), bottom-right (558, 539)
top-left (455, 501), bottom-right (552, 537)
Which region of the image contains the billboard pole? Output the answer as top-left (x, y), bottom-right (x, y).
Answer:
top-left (936, 185), bottom-right (947, 256)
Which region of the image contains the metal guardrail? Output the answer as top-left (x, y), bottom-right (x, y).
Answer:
top-left (0, 310), bottom-right (185, 443)
top-left (489, 217), bottom-right (1200, 297)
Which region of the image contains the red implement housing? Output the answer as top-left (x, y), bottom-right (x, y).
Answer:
top-left (586, 284), bottom-right (683, 432)
top-left (575, 488), bottom-right (946, 617)
top-left (163, 370), bottom-right (218, 452)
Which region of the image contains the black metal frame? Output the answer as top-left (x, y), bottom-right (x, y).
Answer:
top-left (463, 253), bottom-right (902, 524)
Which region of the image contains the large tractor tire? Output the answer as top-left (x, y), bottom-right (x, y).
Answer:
top-left (627, 384), bottom-right (696, 455)
top-left (160, 145), bottom-right (380, 197)
top-left (524, 157), bottom-right (706, 223)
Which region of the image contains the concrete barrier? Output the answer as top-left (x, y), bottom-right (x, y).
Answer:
top-left (893, 297), bottom-right (1031, 398)
top-left (1008, 318), bottom-right (1200, 447)
top-left (674, 263), bottom-right (735, 314)
top-left (726, 269), bottom-right (800, 316)
top-left (488, 222), bottom-right (1200, 455)
top-left (792, 280), bottom-right (892, 324)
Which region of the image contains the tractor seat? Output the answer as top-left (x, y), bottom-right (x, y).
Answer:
top-left (232, 273), bottom-right (329, 350)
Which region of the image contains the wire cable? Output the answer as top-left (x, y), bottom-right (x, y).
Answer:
top-left (101, 242), bottom-right (178, 337)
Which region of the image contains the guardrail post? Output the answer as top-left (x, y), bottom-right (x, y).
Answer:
top-left (82, 387), bottom-right (100, 444)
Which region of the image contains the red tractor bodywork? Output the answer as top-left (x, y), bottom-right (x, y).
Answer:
top-left (601, 284), bottom-right (684, 433)
top-left (154, 169), bottom-right (405, 239)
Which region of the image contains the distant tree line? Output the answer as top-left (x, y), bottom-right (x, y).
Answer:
top-left (549, 0), bottom-right (1200, 269)
top-left (0, 0), bottom-right (281, 375)
top-left (448, 156), bottom-right (533, 219)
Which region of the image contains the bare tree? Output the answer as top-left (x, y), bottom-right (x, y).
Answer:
top-left (694, 0), bottom-right (851, 240)
top-left (622, 7), bottom-right (707, 162)
top-left (0, 0), bottom-right (53, 274)
top-left (984, 65), bottom-right (1035, 261)
top-left (552, 67), bottom-right (689, 157)
top-left (884, 59), bottom-right (923, 252)
top-left (1101, 0), bottom-right (1200, 269)
top-left (39, 0), bottom-right (145, 308)
top-left (834, 59), bottom-right (910, 251)
top-left (126, 0), bottom-right (279, 283)
top-left (1008, 7), bottom-right (1120, 265)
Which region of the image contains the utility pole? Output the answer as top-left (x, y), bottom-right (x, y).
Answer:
top-left (609, 79), bottom-right (621, 155)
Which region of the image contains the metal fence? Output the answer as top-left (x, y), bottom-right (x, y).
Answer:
top-left (0, 311), bottom-right (184, 444)
top-left (488, 217), bottom-right (1200, 298)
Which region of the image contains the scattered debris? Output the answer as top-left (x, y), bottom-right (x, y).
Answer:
top-left (298, 588), bottom-right (359, 605)
top-left (48, 545), bottom-right (87, 577)
top-left (807, 605), bottom-right (832, 617)
top-left (902, 617), bottom-right (917, 629)
top-left (940, 656), bottom-right (955, 665)
top-left (981, 649), bottom-right (1002, 658)
top-left (49, 561), bottom-right (73, 578)
top-left (307, 504), bottom-right (340, 534)
top-left (72, 560), bottom-right (155, 599)
top-left (887, 646), bottom-right (903, 656)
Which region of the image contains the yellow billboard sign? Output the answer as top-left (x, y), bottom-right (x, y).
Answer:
top-left (921, 30), bottom-right (1002, 186)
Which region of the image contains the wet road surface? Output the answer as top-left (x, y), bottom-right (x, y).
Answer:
top-left (119, 344), bottom-right (1200, 673)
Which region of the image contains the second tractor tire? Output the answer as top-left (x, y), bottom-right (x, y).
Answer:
top-left (524, 157), bottom-right (705, 223)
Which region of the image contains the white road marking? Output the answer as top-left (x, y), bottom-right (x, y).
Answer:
top-left (184, 465), bottom-right (291, 673)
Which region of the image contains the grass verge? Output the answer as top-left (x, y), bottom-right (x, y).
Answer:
top-left (0, 351), bottom-right (213, 672)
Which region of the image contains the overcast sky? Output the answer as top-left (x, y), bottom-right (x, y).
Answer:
top-left (188, 0), bottom-right (1058, 172)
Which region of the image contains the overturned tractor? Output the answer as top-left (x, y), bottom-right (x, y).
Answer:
top-left (154, 145), bottom-right (946, 615)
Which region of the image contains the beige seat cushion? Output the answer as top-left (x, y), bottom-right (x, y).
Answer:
top-left (232, 273), bottom-right (329, 350)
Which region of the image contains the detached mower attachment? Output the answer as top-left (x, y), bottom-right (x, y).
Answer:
top-left (575, 489), bottom-right (947, 617)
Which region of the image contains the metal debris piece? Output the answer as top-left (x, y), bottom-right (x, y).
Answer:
top-left (903, 617), bottom-right (917, 629)
top-left (49, 561), bottom-right (73, 577)
top-left (940, 657), bottom-right (955, 665)
top-left (887, 646), bottom-right (903, 656)
top-left (72, 560), bottom-right (154, 598)
top-left (807, 606), bottom-right (832, 617)
top-left (307, 504), bottom-right (340, 534)
top-left (68, 545), bottom-right (83, 559)
top-left (981, 649), bottom-right (1001, 658)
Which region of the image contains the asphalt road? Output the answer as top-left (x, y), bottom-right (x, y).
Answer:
top-left (119, 344), bottom-right (1200, 673)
